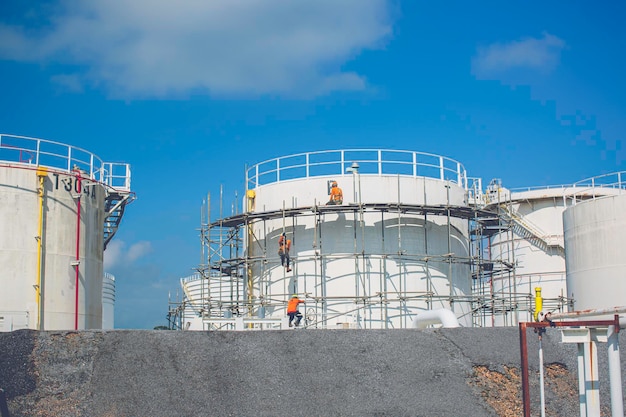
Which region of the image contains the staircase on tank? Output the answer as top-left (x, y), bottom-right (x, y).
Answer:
top-left (103, 190), bottom-right (133, 249)
top-left (498, 204), bottom-right (565, 257)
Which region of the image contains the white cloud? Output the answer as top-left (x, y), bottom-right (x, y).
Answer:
top-left (50, 74), bottom-right (84, 93)
top-left (126, 241), bottom-right (152, 262)
top-left (0, 0), bottom-right (392, 99)
top-left (104, 240), bottom-right (153, 269)
top-left (472, 32), bottom-right (566, 79)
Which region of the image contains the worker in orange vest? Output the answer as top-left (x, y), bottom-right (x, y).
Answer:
top-left (326, 181), bottom-right (343, 205)
top-left (278, 232), bottom-right (292, 272)
top-left (287, 294), bottom-right (305, 327)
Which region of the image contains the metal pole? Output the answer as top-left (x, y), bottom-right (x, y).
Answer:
top-left (519, 322), bottom-right (531, 417)
top-left (352, 171), bottom-right (357, 203)
top-left (607, 323), bottom-right (624, 417)
top-left (583, 341), bottom-right (601, 416)
top-left (538, 333), bottom-right (546, 417)
top-left (577, 343), bottom-right (587, 417)
top-left (545, 306), bottom-right (626, 321)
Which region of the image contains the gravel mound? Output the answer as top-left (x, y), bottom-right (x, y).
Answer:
top-left (1, 328), bottom-right (624, 417)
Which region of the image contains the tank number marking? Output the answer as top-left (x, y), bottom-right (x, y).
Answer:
top-left (52, 173), bottom-right (96, 199)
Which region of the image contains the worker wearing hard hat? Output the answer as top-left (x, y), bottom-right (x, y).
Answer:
top-left (278, 232), bottom-right (292, 272)
top-left (287, 294), bottom-right (305, 327)
top-left (326, 181), bottom-right (343, 205)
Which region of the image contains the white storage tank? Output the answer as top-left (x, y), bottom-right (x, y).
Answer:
top-left (244, 150), bottom-right (472, 329)
top-left (102, 272), bottom-right (116, 329)
top-left (179, 273), bottom-right (242, 330)
top-left (485, 181), bottom-right (623, 326)
top-left (0, 134), bottom-right (132, 331)
top-left (487, 187), bottom-right (570, 325)
top-left (564, 190), bottom-right (626, 312)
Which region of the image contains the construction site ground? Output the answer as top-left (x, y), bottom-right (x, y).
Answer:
top-left (1, 327), bottom-right (625, 417)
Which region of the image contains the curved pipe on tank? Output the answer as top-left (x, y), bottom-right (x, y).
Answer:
top-left (411, 309), bottom-right (460, 329)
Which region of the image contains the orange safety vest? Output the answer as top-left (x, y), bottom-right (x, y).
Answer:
top-left (278, 236), bottom-right (291, 252)
top-left (287, 298), bottom-right (304, 313)
top-left (330, 186), bottom-right (343, 202)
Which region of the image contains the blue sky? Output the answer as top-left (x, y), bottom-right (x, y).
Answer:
top-left (0, 1), bottom-right (624, 329)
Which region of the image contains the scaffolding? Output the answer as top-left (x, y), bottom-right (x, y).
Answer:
top-left (166, 153), bottom-right (601, 330)
top-left (167, 196), bottom-right (563, 330)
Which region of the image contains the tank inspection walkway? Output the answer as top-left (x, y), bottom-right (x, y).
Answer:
top-left (200, 201), bottom-right (508, 281)
top-left (210, 201), bottom-right (500, 228)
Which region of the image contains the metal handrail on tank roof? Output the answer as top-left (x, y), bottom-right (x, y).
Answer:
top-left (509, 184), bottom-right (577, 193)
top-left (567, 171), bottom-right (626, 203)
top-left (0, 133), bottom-right (131, 191)
top-left (246, 149), bottom-right (467, 190)
top-left (507, 172), bottom-right (626, 196)
top-left (573, 171), bottom-right (626, 189)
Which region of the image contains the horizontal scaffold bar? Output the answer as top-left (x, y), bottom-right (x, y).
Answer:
top-left (209, 203), bottom-right (500, 229)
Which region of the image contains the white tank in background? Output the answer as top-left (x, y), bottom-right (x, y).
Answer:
top-left (487, 186), bottom-right (570, 325)
top-left (102, 272), bottom-right (116, 329)
top-left (486, 174), bottom-right (623, 326)
top-left (564, 189), bottom-right (626, 313)
top-left (179, 273), bottom-right (243, 330)
top-left (0, 134), bottom-right (132, 331)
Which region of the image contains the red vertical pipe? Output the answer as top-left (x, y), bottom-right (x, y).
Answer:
top-left (74, 172), bottom-right (81, 330)
top-left (519, 322), bottom-right (530, 417)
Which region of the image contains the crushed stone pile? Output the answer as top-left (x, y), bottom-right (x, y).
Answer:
top-left (1, 328), bottom-right (624, 417)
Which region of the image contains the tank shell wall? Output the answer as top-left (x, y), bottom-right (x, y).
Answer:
top-left (247, 175), bottom-right (471, 329)
top-left (563, 193), bottom-right (626, 312)
top-left (0, 165), bottom-right (106, 330)
top-left (252, 175), bottom-right (466, 211)
top-left (180, 274), bottom-right (242, 330)
top-left (182, 273), bottom-right (242, 312)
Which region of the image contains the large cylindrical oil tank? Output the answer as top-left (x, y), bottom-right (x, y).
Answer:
top-left (244, 150), bottom-right (472, 329)
top-left (0, 134), bottom-right (131, 331)
top-left (564, 192), bottom-right (626, 312)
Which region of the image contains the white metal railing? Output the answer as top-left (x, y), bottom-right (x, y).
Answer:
top-left (0, 134), bottom-right (131, 191)
top-left (509, 172), bottom-right (626, 195)
top-left (467, 177), bottom-right (483, 204)
top-left (477, 172), bottom-right (626, 208)
top-left (567, 171), bottom-right (626, 204)
top-left (509, 184), bottom-right (577, 193)
top-left (246, 149), bottom-right (467, 190)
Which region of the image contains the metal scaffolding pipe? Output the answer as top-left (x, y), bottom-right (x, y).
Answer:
top-left (607, 324), bottom-right (624, 417)
top-left (544, 306), bottom-right (626, 321)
